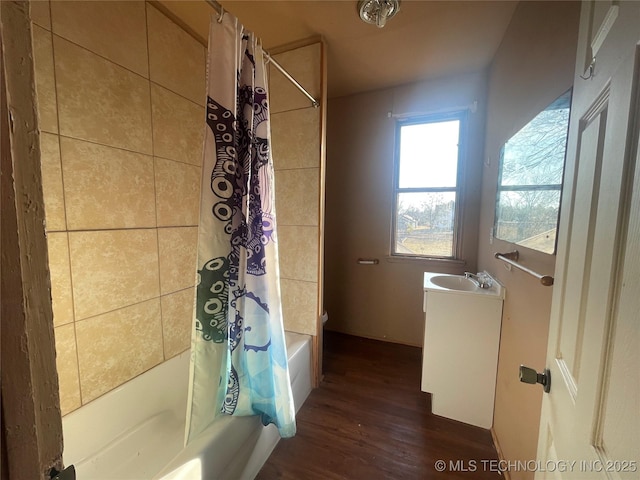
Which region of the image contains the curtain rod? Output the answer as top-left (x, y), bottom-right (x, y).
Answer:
top-left (205, 0), bottom-right (319, 108)
top-left (388, 101), bottom-right (478, 119)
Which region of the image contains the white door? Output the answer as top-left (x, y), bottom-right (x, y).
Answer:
top-left (536, 1), bottom-right (640, 479)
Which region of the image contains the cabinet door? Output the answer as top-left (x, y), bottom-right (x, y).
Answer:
top-left (422, 292), bottom-right (502, 428)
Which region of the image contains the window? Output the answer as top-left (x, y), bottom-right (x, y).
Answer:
top-left (392, 113), bottom-right (464, 258)
top-left (494, 89), bottom-right (571, 254)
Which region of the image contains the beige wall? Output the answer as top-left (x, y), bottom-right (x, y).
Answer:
top-left (325, 73), bottom-right (487, 346)
top-left (477, 2), bottom-right (580, 477)
top-left (270, 42), bottom-right (326, 337)
top-left (32, 0), bottom-right (205, 415)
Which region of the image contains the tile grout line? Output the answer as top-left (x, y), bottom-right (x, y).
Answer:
top-left (151, 80), bottom-right (204, 111)
top-left (274, 166), bottom-right (320, 173)
top-left (279, 277), bottom-right (318, 285)
top-left (145, 1), bottom-right (167, 363)
top-left (50, 33), bottom-right (149, 81)
top-left (44, 225), bottom-right (198, 234)
top-left (48, 30), bottom-right (205, 109)
top-left (42, 130), bottom-right (152, 157)
top-left (271, 104), bottom-right (318, 115)
top-left (47, 118), bottom-right (203, 169)
top-left (46, 0), bottom-right (84, 410)
top-left (73, 292), bottom-right (188, 326)
top-left (278, 225), bottom-right (321, 229)
top-left (278, 224), bottom-right (319, 228)
top-left (63, 231), bottom-right (83, 410)
top-left (154, 154), bottom-right (203, 170)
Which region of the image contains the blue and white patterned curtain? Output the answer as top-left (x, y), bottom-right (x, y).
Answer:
top-left (186, 11), bottom-right (296, 442)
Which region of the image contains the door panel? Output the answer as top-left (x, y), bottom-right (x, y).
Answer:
top-left (598, 135), bottom-right (640, 471)
top-left (536, 1), bottom-right (640, 478)
top-left (556, 103), bottom-right (606, 388)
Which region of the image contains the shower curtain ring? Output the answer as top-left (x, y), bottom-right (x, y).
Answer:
top-left (217, 7), bottom-right (225, 23)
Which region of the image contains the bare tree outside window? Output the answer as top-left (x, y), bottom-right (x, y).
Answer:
top-left (393, 114), bottom-right (463, 258)
top-left (494, 89), bottom-right (572, 254)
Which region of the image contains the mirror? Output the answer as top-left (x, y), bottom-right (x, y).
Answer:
top-left (494, 89), bottom-right (572, 254)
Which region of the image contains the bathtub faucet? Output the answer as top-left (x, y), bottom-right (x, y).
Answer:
top-left (464, 271), bottom-right (492, 289)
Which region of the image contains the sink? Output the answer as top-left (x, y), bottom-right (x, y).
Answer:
top-left (429, 275), bottom-right (478, 291)
top-left (421, 270), bottom-right (505, 428)
top-left (423, 272), bottom-right (504, 298)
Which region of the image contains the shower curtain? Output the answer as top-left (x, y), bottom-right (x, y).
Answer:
top-left (186, 11), bottom-right (296, 442)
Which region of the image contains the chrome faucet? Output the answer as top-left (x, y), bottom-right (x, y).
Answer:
top-left (464, 271), bottom-right (492, 289)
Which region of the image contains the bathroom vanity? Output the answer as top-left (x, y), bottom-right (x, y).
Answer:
top-left (421, 272), bottom-right (504, 429)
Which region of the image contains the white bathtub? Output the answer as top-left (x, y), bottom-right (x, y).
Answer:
top-left (63, 332), bottom-right (312, 480)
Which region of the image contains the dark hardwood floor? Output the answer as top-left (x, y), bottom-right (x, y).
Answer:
top-left (257, 331), bottom-right (502, 479)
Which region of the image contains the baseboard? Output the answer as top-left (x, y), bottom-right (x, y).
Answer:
top-left (490, 427), bottom-right (511, 480)
top-left (324, 327), bottom-right (422, 348)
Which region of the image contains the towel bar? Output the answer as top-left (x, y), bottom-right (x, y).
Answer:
top-left (494, 250), bottom-right (554, 286)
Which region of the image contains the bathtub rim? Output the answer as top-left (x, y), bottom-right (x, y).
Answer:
top-left (62, 331), bottom-right (313, 479)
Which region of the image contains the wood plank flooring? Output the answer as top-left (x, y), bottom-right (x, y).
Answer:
top-left (257, 331), bottom-right (502, 479)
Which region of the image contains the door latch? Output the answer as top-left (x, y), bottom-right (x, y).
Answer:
top-left (519, 365), bottom-right (551, 393)
top-left (50, 465), bottom-right (75, 480)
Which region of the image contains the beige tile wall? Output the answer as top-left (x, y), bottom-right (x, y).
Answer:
top-left (270, 43), bottom-right (324, 336)
top-left (31, 0), bottom-right (204, 415)
top-left (33, 1), bottom-right (324, 413)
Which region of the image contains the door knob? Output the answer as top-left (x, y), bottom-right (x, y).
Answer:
top-left (519, 365), bottom-right (551, 393)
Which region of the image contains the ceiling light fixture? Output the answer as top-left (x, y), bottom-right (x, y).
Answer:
top-left (357, 0), bottom-right (400, 28)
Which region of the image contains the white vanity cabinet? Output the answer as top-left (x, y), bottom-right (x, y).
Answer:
top-left (421, 272), bottom-right (504, 429)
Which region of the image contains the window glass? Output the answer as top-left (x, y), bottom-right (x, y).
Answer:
top-left (393, 115), bottom-right (463, 258)
top-left (398, 121), bottom-right (459, 188)
top-left (494, 89), bottom-right (571, 254)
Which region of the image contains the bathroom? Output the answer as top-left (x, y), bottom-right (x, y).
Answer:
top-left (2, 1), bottom-right (639, 479)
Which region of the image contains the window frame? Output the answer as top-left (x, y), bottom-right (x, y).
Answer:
top-left (493, 89), bottom-right (572, 255)
top-left (391, 111), bottom-right (467, 260)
